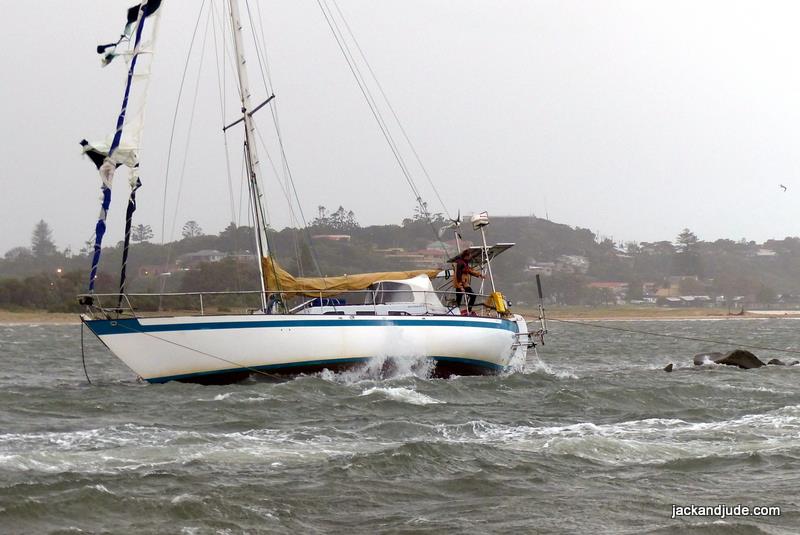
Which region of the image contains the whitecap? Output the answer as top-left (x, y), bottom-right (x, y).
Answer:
top-left (317, 354), bottom-right (434, 384)
top-left (0, 424), bottom-right (380, 474)
top-left (361, 386), bottom-right (443, 405)
top-left (88, 484), bottom-right (113, 495)
top-left (431, 407), bottom-right (800, 465)
top-left (171, 493), bottom-right (198, 505)
top-left (520, 356), bottom-right (578, 379)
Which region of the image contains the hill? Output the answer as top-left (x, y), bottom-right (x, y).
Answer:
top-left (2, 216), bottom-right (799, 310)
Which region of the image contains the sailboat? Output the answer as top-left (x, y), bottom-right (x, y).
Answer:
top-left (79, 0), bottom-right (544, 384)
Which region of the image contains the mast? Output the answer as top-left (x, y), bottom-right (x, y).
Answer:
top-left (228, 0), bottom-right (269, 311)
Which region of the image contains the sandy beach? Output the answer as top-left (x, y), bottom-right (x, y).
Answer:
top-left (0, 310), bottom-right (80, 324)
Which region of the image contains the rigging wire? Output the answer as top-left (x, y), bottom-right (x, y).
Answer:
top-left (168, 8), bottom-right (213, 243)
top-left (544, 317), bottom-right (800, 357)
top-left (329, 0), bottom-right (452, 222)
top-left (253, 128), bottom-right (300, 229)
top-left (316, 0), bottom-right (418, 199)
top-left (252, 127), bottom-right (307, 275)
top-left (210, 1), bottom-right (237, 226)
top-left (245, 0), bottom-right (325, 277)
top-left (160, 0), bottom-right (208, 246)
top-left (237, 148), bottom-right (247, 227)
top-left (315, 0), bottom-right (449, 253)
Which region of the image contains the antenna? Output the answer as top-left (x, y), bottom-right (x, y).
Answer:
top-left (471, 211), bottom-right (495, 294)
top-left (535, 274), bottom-right (548, 344)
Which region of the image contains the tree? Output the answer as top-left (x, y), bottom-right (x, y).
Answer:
top-left (4, 247), bottom-right (32, 261)
top-left (80, 240), bottom-right (94, 256)
top-left (31, 220), bottom-right (57, 257)
top-left (676, 228), bottom-right (698, 252)
top-left (403, 202), bottom-right (444, 226)
top-left (625, 241), bottom-right (641, 255)
top-left (626, 277), bottom-right (644, 300)
top-left (312, 206), bottom-right (330, 227)
top-left (132, 224), bottom-right (154, 243)
top-left (182, 220), bottom-right (203, 239)
top-left (756, 283), bottom-right (777, 304)
top-left (312, 205), bottom-right (359, 231)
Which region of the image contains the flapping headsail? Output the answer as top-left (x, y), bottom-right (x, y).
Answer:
top-left (96, 0), bottom-right (163, 66)
top-left (262, 257), bottom-right (440, 297)
top-left (81, 0), bottom-right (164, 295)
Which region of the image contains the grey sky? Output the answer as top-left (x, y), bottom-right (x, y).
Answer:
top-left (2, 0), bottom-right (800, 255)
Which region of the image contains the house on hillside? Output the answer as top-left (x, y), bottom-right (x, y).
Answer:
top-left (138, 265), bottom-right (174, 278)
top-left (381, 248), bottom-right (443, 269)
top-left (587, 281), bottom-right (629, 304)
top-left (526, 261), bottom-right (556, 276)
top-left (312, 234), bottom-right (351, 242)
top-left (177, 250), bottom-right (225, 267)
top-left (556, 254), bottom-right (589, 274)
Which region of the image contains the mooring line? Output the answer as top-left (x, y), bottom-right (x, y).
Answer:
top-left (108, 320), bottom-right (284, 381)
top-left (542, 317), bottom-right (800, 356)
top-left (80, 321), bottom-right (93, 384)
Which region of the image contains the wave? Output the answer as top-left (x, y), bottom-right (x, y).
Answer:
top-left (316, 354), bottom-right (434, 384)
top-left (516, 356), bottom-right (578, 379)
top-left (360, 387), bottom-right (443, 405)
top-left (0, 424), bottom-right (382, 476)
top-left (429, 405), bottom-right (800, 465)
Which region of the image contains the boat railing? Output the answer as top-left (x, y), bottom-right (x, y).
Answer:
top-left (78, 288), bottom-right (502, 319)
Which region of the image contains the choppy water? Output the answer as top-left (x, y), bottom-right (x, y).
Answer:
top-left (2, 319), bottom-right (800, 534)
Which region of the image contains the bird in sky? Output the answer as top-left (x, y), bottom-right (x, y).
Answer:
top-left (779, 184), bottom-right (788, 192)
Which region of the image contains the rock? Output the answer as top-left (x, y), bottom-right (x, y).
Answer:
top-left (790, 360), bottom-right (800, 366)
top-left (714, 350), bottom-right (765, 369)
top-left (693, 352), bottom-right (723, 366)
top-left (663, 363), bottom-right (673, 372)
top-left (767, 359), bottom-right (786, 366)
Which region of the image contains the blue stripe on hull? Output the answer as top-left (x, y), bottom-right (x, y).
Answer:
top-left (146, 355), bottom-right (506, 384)
top-left (85, 316), bottom-right (518, 336)
top-left (146, 356), bottom-right (373, 383)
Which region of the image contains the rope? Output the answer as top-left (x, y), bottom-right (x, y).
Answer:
top-left (315, 0), bottom-right (447, 254)
top-left (210, 2), bottom-right (237, 226)
top-left (329, 0), bottom-right (452, 222)
top-left (169, 8), bottom-right (212, 243)
top-left (544, 316), bottom-right (800, 356)
top-left (80, 322), bottom-right (92, 385)
top-left (246, 0), bottom-right (325, 278)
top-left (160, 0), bottom-right (208, 247)
top-left (112, 320), bottom-right (283, 381)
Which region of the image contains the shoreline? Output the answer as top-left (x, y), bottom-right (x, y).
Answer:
top-left (517, 306), bottom-right (800, 321)
top-left (0, 311), bottom-right (81, 325)
top-left (520, 306), bottom-right (800, 322)
top-left (2, 307), bottom-right (799, 325)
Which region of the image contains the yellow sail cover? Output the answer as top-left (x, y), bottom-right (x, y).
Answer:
top-left (262, 257), bottom-right (440, 297)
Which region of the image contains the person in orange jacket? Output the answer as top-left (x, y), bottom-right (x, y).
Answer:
top-left (454, 250), bottom-right (485, 316)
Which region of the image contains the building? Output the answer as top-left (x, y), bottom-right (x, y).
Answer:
top-left (137, 265), bottom-right (173, 278)
top-left (587, 282), bottom-right (629, 304)
top-left (312, 234), bottom-right (351, 242)
top-left (556, 255), bottom-right (589, 274)
top-left (177, 250), bottom-right (225, 267)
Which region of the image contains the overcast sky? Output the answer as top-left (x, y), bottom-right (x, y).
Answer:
top-left (3, 0), bottom-right (800, 255)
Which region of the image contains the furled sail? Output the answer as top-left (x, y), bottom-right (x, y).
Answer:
top-left (262, 257), bottom-right (439, 297)
top-left (81, 0), bottom-right (164, 293)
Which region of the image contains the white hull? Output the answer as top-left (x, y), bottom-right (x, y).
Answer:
top-left (84, 314), bottom-right (529, 383)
